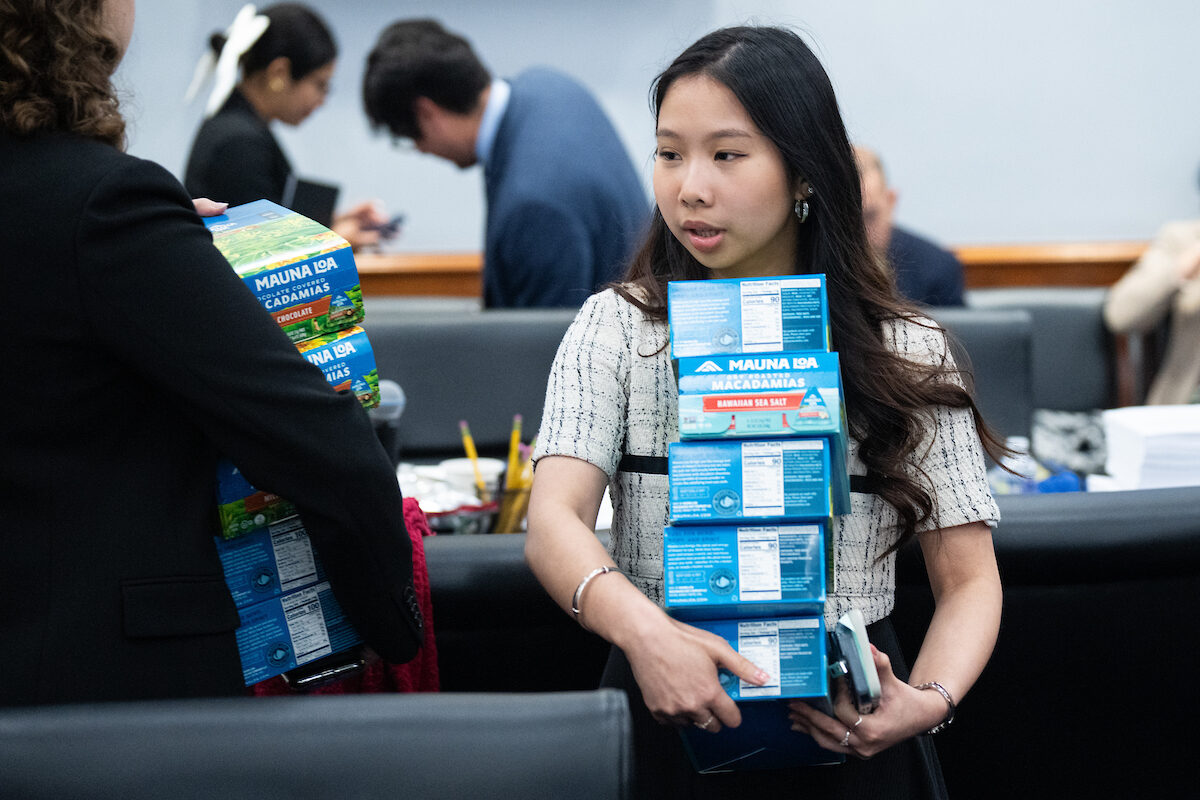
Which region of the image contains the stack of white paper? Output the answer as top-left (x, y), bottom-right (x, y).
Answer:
top-left (1102, 405), bottom-right (1200, 489)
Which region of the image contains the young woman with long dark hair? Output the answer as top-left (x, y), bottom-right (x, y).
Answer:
top-left (526, 26), bottom-right (1002, 798)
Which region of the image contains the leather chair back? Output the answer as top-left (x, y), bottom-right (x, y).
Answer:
top-left (0, 690), bottom-right (632, 800)
top-left (927, 306), bottom-right (1035, 439)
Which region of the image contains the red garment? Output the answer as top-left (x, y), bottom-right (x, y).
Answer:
top-left (251, 497), bottom-right (439, 695)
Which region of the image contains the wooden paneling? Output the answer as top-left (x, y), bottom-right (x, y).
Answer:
top-left (355, 252), bottom-right (482, 297)
top-left (355, 241), bottom-right (1149, 299)
top-left (955, 241), bottom-right (1146, 288)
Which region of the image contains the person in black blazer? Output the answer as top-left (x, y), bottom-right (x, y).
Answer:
top-left (185, 3), bottom-right (388, 250)
top-left (0, 0), bottom-right (422, 706)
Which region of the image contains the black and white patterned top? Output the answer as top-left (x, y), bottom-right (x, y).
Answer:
top-left (534, 288), bottom-right (999, 627)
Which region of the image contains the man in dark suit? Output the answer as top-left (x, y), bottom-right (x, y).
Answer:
top-left (855, 145), bottom-right (965, 307)
top-left (363, 20), bottom-right (648, 308)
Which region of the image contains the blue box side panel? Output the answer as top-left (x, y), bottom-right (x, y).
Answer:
top-left (664, 524), bottom-right (826, 620)
top-left (234, 582), bottom-right (361, 686)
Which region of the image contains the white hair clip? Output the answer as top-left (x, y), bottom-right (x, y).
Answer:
top-left (184, 4), bottom-right (270, 118)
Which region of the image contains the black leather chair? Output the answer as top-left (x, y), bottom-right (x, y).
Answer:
top-left (893, 487), bottom-right (1200, 798)
top-left (361, 299), bottom-right (1036, 456)
top-left (966, 287), bottom-right (1114, 411)
top-left (926, 306), bottom-right (1035, 439)
top-left (425, 532), bottom-right (611, 692)
top-left (0, 690), bottom-right (631, 800)
top-left (360, 302), bottom-right (578, 461)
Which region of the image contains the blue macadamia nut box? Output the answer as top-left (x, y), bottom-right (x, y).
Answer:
top-left (664, 524), bottom-right (825, 620)
top-left (668, 275), bottom-right (831, 359)
top-left (214, 516), bottom-right (327, 609)
top-left (668, 438), bottom-right (848, 523)
top-left (233, 580), bottom-right (361, 686)
top-left (215, 458), bottom-right (298, 540)
top-left (676, 351), bottom-right (845, 440)
top-left (295, 325), bottom-right (381, 409)
top-left (691, 616), bottom-right (828, 701)
top-left (204, 199), bottom-right (363, 343)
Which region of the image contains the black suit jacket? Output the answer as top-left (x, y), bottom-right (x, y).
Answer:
top-left (184, 88), bottom-right (291, 207)
top-left (0, 130), bottom-right (422, 706)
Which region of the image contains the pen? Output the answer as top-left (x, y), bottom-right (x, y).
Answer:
top-left (458, 420), bottom-right (491, 503)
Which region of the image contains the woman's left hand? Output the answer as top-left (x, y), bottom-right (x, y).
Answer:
top-left (787, 644), bottom-right (946, 759)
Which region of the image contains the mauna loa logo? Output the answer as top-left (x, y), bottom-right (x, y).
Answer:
top-left (712, 489), bottom-right (741, 516)
top-left (709, 569), bottom-right (736, 595)
top-left (265, 642), bottom-right (292, 667)
top-left (252, 569), bottom-right (277, 594)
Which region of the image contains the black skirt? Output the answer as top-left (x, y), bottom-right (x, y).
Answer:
top-left (600, 616), bottom-right (949, 800)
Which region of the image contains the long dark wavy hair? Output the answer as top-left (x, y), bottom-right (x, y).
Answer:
top-left (618, 26), bottom-right (1004, 551)
top-left (0, 0), bottom-right (126, 148)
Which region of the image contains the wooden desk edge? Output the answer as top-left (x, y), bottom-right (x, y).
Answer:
top-left (354, 242), bottom-right (1149, 294)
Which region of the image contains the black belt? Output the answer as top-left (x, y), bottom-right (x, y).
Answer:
top-left (617, 454), bottom-right (882, 495)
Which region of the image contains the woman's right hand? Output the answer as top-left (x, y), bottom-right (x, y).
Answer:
top-left (192, 197), bottom-right (228, 217)
top-left (624, 613), bottom-right (770, 733)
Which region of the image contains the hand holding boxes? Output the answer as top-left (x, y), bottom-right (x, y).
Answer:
top-left (665, 275), bottom-right (851, 772)
top-left (203, 200), bottom-right (384, 685)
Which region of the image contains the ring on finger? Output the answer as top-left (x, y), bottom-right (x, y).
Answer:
top-left (694, 714), bottom-right (716, 731)
top-left (840, 729), bottom-right (852, 747)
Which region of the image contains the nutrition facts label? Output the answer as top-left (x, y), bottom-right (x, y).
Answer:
top-left (282, 585), bottom-right (333, 664)
top-left (740, 280), bottom-right (783, 351)
top-left (269, 519), bottom-right (319, 593)
top-left (738, 617), bottom-right (821, 698)
top-left (737, 620), bottom-right (784, 697)
top-left (741, 441), bottom-right (786, 516)
top-left (737, 527), bottom-right (783, 601)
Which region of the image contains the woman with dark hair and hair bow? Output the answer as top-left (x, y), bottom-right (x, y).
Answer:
top-left (184, 3), bottom-right (390, 249)
top-left (0, 0), bottom-right (422, 707)
top-left (526, 25), bottom-right (1003, 798)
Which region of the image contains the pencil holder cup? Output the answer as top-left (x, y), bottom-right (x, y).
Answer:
top-left (440, 457), bottom-right (505, 502)
top-left (493, 486), bottom-right (532, 533)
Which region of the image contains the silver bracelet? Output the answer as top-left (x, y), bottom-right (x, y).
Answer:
top-left (915, 681), bottom-right (956, 734)
top-left (570, 565), bottom-right (623, 627)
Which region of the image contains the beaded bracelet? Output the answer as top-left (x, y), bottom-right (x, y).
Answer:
top-left (570, 565), bottom-right (624, 628)
top-left (916, 681), bottom-right (956, 734)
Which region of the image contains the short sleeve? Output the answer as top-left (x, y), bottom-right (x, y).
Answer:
top-left (885, 318), bottom-right (1001, 530)
top-left (534, 290), bottom-right (630, 476)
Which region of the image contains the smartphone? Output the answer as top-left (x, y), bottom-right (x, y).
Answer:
top-left (829, 609), bottom-right (881, 713)
top-left (367, 213), bottom-right (406, 238)
top-left (279, 650), bottom-right (367, 691)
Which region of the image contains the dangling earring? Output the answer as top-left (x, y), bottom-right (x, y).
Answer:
top-left (794, 199), bottom-right (809, 224)
top-left (269, 77), bottom-right (286, 93)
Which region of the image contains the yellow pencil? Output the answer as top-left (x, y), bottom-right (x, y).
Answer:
top-left (505, 414), bottom-right (523, 490)
top-left (458, 420), bottom-right (490, 503)
top-left (518, 436), bottom-right (536, 488)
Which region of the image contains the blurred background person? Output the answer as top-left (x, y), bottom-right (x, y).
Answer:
top-left (0, 0), bottom-right (422, 706)
top-left (362, 19), bottom-right (648, 308)
top-left (1104, 215), bottom-right (1200, 404)
top-left (856, 144), bottom-right (965, 307)
top-left (184, 3), bottom-right (390, 250)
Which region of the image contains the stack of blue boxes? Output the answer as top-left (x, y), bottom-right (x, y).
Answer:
top-left (203, 200), bottom-right (382, 686)
top-left (665, 275), bottom-right (851, 772)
